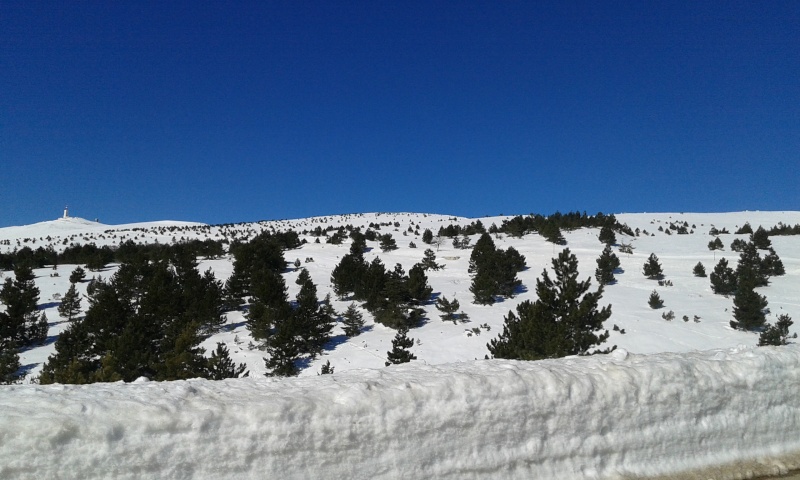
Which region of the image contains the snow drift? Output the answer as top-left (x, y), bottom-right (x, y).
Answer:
top-left (3, 346), bottom-right (800, 480)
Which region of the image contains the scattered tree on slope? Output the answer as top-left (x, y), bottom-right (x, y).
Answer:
top-left (488, 249), bottom-right (613, 360)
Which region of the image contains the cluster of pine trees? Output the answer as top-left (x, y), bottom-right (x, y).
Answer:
top-left (706, 233), bottom-right (785, 331)
top-left (0, 239), bottom-right (226, 273)
top-left (0, 263), bottom-right (49, 383)
top-left (468, 234), bottom-right (526, 305)
top-left (330, 233), bottom-right (433, 330)
top-left (496, 211), bottom-right (634, 240)
top-left (39, 248), bottom-right (243, 384)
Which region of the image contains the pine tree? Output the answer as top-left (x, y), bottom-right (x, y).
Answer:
top-left (648, 290), bottom-right (664, 309)
top-left (319, 360), bottom-right (334, 374)
top-left (330, 252), bottom-right (365, 300)
top-left (758, 314), bottom-right (796, 346)
top-left (708, 237), bottom-right (724, 251)
top-left (730, 267), bottom-right (768, 331)
top-left (710, 258), bottom-right (737, 295)
top-left (693, 262), bottom-right (706, 277)
top-left (435, 296), bottom-right (461, 323)
top-left (488, 249), bottom-right (612, 360)
top-left (420, 249), bottom-right (443, 271)
top-left (751, 226), bottom-right (772, 250)
top-left (385, 326), bottom-right (416, 366)
top-left (293, 273), bottom-right (333, 357)
top-left (761, 248), bottom-right (785, 276)
top-left (30, 311), bottom-right (48, 345)
top-left (598, 226), bottom-right (617, 245)
top-left (206, 343), bottom-right (247, 379)
top-left (341, 303), bottom-right (365, 337)
top-left (595, 245), bottom-right (620, 285)
top-left (469, 270), bottom-right (497, 305)
top-left (541, 223), bottom-right (566, 245)
top-left (0, 263), bottom-right (44, 347)
top-left (263, 316), bottom-right (301, 377)
top-left (58, 283), bottom-right (82, 322)
top-left (0, 339), bottom-right (21, 384)
top-left (69, 266), bottom-right (86, 284)
top-left (422, 229), bottom-right (433, 244)
top-left (246, 269), bottom-right (291, 341)
top-left (406, 264), bottom-right (432, 305)
top-left (736, 242), bottom-right (767, 287)
top-left (379, 234), bottom-right (398, 252)
top-left (642, 253), bottom-right (664, 279)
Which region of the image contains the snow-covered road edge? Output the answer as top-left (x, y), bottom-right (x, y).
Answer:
top-left (2, 346), bottom-right (800, 480)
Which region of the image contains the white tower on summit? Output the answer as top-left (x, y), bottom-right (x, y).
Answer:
top-left (63, 206), bottom-right (69, 219)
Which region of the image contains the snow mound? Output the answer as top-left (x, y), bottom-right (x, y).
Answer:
top-left (3, 346), bottom-right (800, 479)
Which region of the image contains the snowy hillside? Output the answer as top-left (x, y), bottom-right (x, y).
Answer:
top-left (3, 211), bottom-right (799, 380)
top-left (2, 210), bottom-right (800, 479)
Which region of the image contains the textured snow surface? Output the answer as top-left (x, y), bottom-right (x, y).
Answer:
top-left (3, 346), bottom-right (800, 480)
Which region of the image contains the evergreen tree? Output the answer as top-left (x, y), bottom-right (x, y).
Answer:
top-left (435, 296), bottom-right (460, 323)
top-left (293, 273), bottom-right (333, 356)
top-left (263, 316), bottom-right (301, 377)
top-left (488, 249), bottom-right (612, 360)
top-left (341, 303), bottom-right (365, 337)
top-left (708, 237), bottom-right (724, 251)
top-left (385, 326), bottom-right (416, 366)
top-left (735, 222), bottom-right (753, 235)
top-left (379, 234), bottom-right (398, 252)
top-left (0, 339), bottom-right (21, 384)
top-left (595, 245), bottom-right (620, 285)
top-left (751, 226), bottom-right (772, 250)
top-left (468, 234), bottom-right (524, 304)
top-left (598, 226), bottom-right (617, 245)
top-left (761, 248), bottom-right (785, 277)
top-left (730, 238), bottom-right (748, 252)
top-left (349, 231), bottom-right (367, 255)
top-left (69, 266), bottom-right (86, 284)
top-left (355, 258), bottom-right (388, 312)
top-left (40, 257), bottom-right (226, 384)
top-left (319, 360), bottom-right (334, 374)
top-left (642, 253), bottom-right (664, 279)
top-left (330, 252), bottom-right (366, 300)
top-left (758, 314), bottom-right (796, 346)
top-left (540, 222), bottom-right (566, 245)
top-left (469, 269), bottom-right (498, 305)
top-left (693, 262), bottom-right (707, 277)
top-left (468, 233), bottom-right (497, 274)
top-left (30, 311), bottom-right (48, 345)
top-left (422, 229), bottom-right (433, 244)
top-left (58, 283), bottom-right (82, 322)
top-left (648, 290), bottom-right (664, 309)
top-left (406, 264), bottom-right (432, 305)
top-left (736, 242), bottom-right (768, 287)
top-left (0, 263), bottom-right (44, 347)
top-left (710, 258), bottom-right (737, 295)
top-left (206, 343), bottom-right (247, 380)
top-left (420, 248), bottom-right (443, 271)
top-left (730, 267), bottom-right (768, 331)
top-left (246, 268), bottom-right (291, 341)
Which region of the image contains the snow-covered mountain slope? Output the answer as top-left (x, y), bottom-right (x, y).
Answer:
top-left (2, 211), bottom-right (800, 479)
top-left (2, 346), bottom-right (800, 480)
top-left (5, 211), bottom-right (800, 381)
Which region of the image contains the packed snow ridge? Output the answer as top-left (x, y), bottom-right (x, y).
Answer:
top-left (2, 346), bottom-right (800, 479)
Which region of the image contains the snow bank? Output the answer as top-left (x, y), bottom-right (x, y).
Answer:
top-left (2, 347), bottom-right (800, 480)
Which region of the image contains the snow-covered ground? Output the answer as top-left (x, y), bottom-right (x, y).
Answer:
top-left (2, 210), bottom-right (800, 478)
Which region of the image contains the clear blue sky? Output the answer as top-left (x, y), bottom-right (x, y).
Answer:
top-left (1, 1), bottom-right (798, 227)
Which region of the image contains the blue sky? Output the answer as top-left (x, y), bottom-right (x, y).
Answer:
top-left (1, 1), bottom-right (798, 227)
